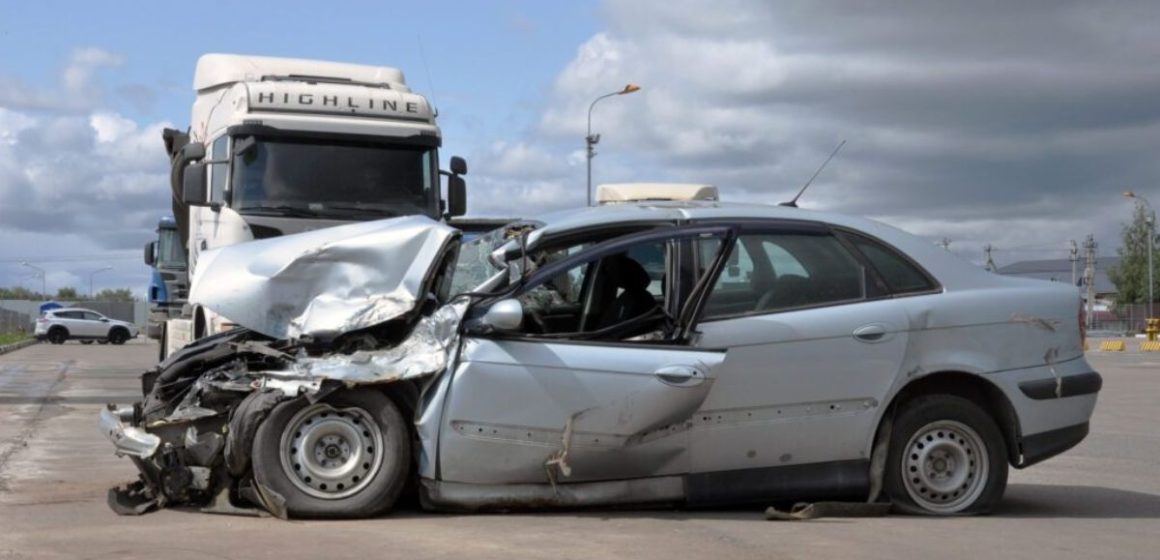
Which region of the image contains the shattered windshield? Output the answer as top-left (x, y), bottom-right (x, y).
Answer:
top-left (231, 136), bottom-right (438, 219)
top-left (449, 226), bottom-right (511, 295)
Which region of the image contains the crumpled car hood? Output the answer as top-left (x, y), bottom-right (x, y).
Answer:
top-left (190, 215), bottom-right (458, 340)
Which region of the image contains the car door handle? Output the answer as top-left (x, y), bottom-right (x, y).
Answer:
top-left (853, 324), bottom-right (887, 342)
top-left (655, 365), bottom-right (705, 387)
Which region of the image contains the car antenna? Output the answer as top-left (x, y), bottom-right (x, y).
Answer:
top-left (780, 139), bottom-right (846, 207)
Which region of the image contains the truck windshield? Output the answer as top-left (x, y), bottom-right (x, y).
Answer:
top-left (157, 228), bottom-right (187, 269)
top-left (232, 137), bottom-right (436, 219)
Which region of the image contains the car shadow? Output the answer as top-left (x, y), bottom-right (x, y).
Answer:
top-left (994, 483), bottom-right (1160, 519)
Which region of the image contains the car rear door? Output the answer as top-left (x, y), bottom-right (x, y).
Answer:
top-left (685, 223), bottom-right (912, 502)
top-left (436, 226), bottom-right (736, 486)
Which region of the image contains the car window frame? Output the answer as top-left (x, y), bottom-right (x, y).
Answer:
top-left (471, 224), bottom-right (737, 344)
top-left (833, 227), bottom-right (944, 298)
top-left (692, 219), bottom-right (897, 323)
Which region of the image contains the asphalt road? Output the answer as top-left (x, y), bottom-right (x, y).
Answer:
top-left (0, 340), bottom-right (1157, 560)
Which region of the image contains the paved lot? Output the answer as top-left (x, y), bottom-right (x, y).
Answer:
top-left (0, 341), bottom-right (1157, 560)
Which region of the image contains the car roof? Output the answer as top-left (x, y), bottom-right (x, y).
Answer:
top-left (523, 201), bottom-right (1038, 293)
top-left (52, 307), bottom-right (101, 314)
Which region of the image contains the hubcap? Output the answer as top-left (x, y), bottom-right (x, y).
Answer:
top-left (278, 404), bottom-right (384, 500)
top-left (901, 419), bottom-right (989, 513)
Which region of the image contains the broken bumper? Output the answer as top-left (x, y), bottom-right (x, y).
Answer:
top-left (99, 404), bottom-right (160, 458)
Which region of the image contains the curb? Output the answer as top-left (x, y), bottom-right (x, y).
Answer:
top-left (0, 338), bottom-right (39, 356)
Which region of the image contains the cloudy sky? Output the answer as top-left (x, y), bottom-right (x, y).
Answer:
top-left (1, 0), bottom-right (1156, 296)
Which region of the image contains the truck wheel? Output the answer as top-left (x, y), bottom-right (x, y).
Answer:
top-left (47, 327), bottom-right (69, 345)
top-left (107, 328), bottom-right (129, 345)
top-left (251, 389), bottom-right (410, 519)
top-left (884, 394), bottom-right (1008, 515)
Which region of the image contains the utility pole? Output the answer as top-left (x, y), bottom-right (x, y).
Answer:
top-left (983, 244), bottom-right (996, 272)
top-left (1069, 240), bottom-right (1079, 286)
top-left (1083, 234), bottom-right (1097, 331)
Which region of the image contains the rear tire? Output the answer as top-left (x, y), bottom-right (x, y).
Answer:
top-left (47, 327), bottom-right (68, 345)
top-left (884, 394), bottom-right (1007, 515)
top-left (251, 389), bottom-right (410, 519)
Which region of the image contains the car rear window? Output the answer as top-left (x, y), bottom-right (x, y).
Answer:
top-left (846, 233), bottom-right (937, 294)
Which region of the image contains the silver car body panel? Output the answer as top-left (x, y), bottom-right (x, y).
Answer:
top-left (190, 215), bottom-right (458, 340)
top-left (100, 200), bottom-right (1098, 514)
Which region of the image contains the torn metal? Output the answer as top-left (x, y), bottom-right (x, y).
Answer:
top-left (190, 215), bottom-right (458, 341)
top-left (101, 218), bottom-right (482, 516)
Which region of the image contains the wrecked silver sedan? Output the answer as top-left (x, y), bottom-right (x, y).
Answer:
top-left (101, 203), bottom-right (1100, 518)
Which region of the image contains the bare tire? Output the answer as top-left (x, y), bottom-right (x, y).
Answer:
top-left (251, 389), bottom-right (410, 519)
top-left (885, 394), bottom-right (1007, 515)
top-left (108, 328), bottom-right (129, 345)
top-left (47, 327), bottom-right (68, 345)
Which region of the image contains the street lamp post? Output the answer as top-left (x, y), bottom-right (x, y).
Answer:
top-left (586, 84), bottom-right (641, 207)
top-left (89, 266), bottom-right (113, 299)
top-left (20, 262), bottom-right (46, 301)
top-left (1124, 191), bottom-right (1155, 319)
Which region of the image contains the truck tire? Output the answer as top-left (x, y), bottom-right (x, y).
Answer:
top-left (884, 394), bottom-right (1008, 515)
top-left (251, 389), bottom-right (410, 519)
top-left (47, 327), bottom-right (69, 345)
top-left (107, 328), bottom-right (130, 345)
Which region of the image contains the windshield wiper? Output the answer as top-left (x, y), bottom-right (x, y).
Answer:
top-left (237, 205), bottom-right (320, 218)
top-left (320, 205), bottom-right (405, 218)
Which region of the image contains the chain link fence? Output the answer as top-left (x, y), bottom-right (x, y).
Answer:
top-left (0, 307), bottom-right (32, 335)
top-left (1092, 302), bottom-right (1160, 335)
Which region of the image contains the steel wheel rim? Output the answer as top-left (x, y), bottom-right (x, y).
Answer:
top-left (278, 403), bottom-right (384, 500)
top-left (901, 419), bottom-right (989, 513)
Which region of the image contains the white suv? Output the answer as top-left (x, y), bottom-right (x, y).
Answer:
top-left (35, 308), bottom-right (139, 345)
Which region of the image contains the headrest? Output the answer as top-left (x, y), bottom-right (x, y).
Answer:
top-left (609, 254), bottom-right (651, 291)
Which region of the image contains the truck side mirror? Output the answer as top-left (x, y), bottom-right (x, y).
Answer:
top-left (144, 241), bottom-right (156, 266)
top-left (182, 163), bottom-right (209, 206)
top-left (180, 142), bottom-right (206, 165)
top-left (450, 156), bottom-right (467, 176)
top-left (447, 175), bottom-right (467, 217)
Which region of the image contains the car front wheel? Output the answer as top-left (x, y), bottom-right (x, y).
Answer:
top-left (107, 328), bottom-right (129, 345)
top-left (251, 389), bottom-right (410, 519)
top-left (884, 394), bottom-right (1008, 515)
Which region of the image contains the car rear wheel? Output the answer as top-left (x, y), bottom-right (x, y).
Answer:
top-left (885, 394), bottom-right (1007, 515)
top-left (46, 327), bottom-right (68, 345)
top-left (251, 389), bottom-right (410, 519)
top-left (107, 328), bottom-right (129, 345)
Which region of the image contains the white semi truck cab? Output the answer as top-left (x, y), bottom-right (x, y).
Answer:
top-left (161, 53), bottom-right (468, 356)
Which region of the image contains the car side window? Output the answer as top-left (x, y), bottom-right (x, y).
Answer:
top-left (517, 240), bottom-right (668, 337)
top-left (210, 136), bottom-right (229, 203)
top-left (83, 311), bottom-right (102, 321)
top-left (702, 232), bottom-right (867, 319)
top-left (845, 233), bottom-right (937, 294)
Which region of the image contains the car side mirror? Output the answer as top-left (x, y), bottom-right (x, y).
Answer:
top-left (144, 240), bottom-right (156, 266)
top-left (478, 299), bottom-right (523, 333)
top-left (100, 318), bottom-right (110, 322)
top-left (182, 163), bottom-right (209, 206)
top-left (447, 174), bottom-right (466, 217)
top-left (450, 155), bottom-right (467, 175)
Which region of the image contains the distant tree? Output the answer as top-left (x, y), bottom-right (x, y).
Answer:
top-left (56, 287), bottom-right (79, 300)
top-left (1108, 201), bottom-right (1159, 307)
top-left (93, 288), bottom-right (136, 302)
top-left (0, 287), bottom-right (42, 300)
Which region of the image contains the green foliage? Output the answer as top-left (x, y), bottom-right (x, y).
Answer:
top-left (1108, 201), bottom-right (1159, 306)
top-left (56, 287), bottom-right (79, 300)
top-left (0, 286), bottom-right (41, 300)
top-left (93, 288), bottom-right (136, 302)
